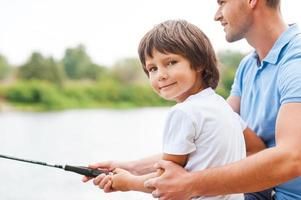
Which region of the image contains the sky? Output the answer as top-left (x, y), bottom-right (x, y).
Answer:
top-left (0, 0), bottom-right (300, 67)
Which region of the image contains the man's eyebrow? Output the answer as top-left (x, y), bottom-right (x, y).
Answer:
top-left (217, 0), bottom-right (221, 4)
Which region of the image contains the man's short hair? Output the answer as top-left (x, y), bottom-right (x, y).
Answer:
top-left (266, 0), bottom-right (280, 8)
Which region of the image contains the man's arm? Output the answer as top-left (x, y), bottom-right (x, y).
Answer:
top-left (227, 95), bottom-right (241, 114)
top-left (191, 103), bottom-right (301, 195)
top-left (145, 103), bottom-right (301, 199)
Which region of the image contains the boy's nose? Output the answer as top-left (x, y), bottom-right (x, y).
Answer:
top-left (158, 68), bottom-right (168, 81)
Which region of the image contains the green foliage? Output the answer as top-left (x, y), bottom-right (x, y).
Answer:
top-left (215, 86), bottom-right (229, 99)
top-left (217, 50), bottom-right (245, 97)
top-left (85, 64), bottom-right (107, 80)
top-left (221, 67), bottom-right (237, 92)
top-left (118, 84), bottom-right (173, 107)
top-left (0, 84), bottom-right (8, 98)
top-left (0, 46), bottom-right (246, 111)
top-left (110, 58), bottom-right (148, 85)
top-left (218, 50), bottom-right (244, 69)
top-left (1, 79), bottom-right (171, 111)
top-left (18, 52), bottom-right (65, 86)
top-left (6, 80), bottom-right (67, 110)
top-left (62, 44), bottom-right (105, 80)
top-left (0, 55), bottom-right (11, 80)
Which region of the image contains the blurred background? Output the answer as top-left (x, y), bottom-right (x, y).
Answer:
top-left (0, 0), bottom-right (300, 199)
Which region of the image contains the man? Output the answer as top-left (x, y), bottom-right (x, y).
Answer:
top-left (84, 0), bottom-right (301, 199)
top-left (143, 0), bottom-right (301, 199)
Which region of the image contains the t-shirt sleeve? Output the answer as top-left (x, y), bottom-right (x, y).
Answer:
top-left (278, 59), bottom-right (301, 104)
top-left (162, 109), bottom-right (197, 155)
top-left (233, 112), bottom-right (248, 131)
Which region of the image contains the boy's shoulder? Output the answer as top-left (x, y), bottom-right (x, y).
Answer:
top-left (171, 91), bottom-right (225, 114)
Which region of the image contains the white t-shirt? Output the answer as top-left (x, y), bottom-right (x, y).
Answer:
top-left (162, 88), bottom-right (246, 200)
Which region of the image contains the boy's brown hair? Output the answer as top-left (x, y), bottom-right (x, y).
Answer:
top-left (138, 19), bottom-right (219, 89)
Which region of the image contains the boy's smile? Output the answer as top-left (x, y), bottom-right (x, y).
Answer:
top-left (145, 49), bottom-right (203, 103)
top-left (159, 82), bottom-right (177, 90)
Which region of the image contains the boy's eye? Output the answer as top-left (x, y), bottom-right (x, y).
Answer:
top-left (168, 60), bottom-right (177, 66)
top-left (148, 66), bottom-right (157, 72)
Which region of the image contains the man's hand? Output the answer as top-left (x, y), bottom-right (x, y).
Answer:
top-left (144, 160), bottom-right (194, 200)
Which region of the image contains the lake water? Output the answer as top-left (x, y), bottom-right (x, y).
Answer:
top-left (0, 108), bottom-right (169, 200)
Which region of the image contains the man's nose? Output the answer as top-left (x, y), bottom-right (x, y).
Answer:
top-left (214, 8), bottom-right (222, 21)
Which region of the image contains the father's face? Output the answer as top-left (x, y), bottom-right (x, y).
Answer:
top-left (214, 0), bottom-right (253, 42)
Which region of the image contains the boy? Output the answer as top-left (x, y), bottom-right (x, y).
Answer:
top-left (85, 20), bottom-right (265, 200)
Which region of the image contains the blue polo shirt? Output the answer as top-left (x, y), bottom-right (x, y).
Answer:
top-left (230, 24), bottom-right (301, 200)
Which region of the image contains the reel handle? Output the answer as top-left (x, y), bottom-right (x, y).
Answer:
top-left (64, 165), bottom-right (110, 177)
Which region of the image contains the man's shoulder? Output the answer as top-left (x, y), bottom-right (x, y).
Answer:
top-left (279, 35), bottom-right (301, 68)
top-left (280, 29), bottom-right (301, 59)
top-left (286, 31), bottom-right (301, 51)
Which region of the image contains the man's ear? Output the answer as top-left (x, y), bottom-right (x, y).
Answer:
top-left (248, 0), bottom-right (258, 9)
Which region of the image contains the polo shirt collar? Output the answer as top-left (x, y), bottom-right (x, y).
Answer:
top-left (262, 24), bottom-right (300, 64)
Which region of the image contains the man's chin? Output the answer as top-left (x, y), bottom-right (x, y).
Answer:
top-left (225, 33), bottom-right (244, 43)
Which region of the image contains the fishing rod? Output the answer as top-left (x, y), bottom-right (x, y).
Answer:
top-left (0, 154), bottom-right (111, 177)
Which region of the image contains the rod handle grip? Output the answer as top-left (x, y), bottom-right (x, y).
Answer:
top-left (64, 165), bottom-right (109, 177)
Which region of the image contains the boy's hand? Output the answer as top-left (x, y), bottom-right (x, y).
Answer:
top-left (82, 161), bottom-right (117, 183)
top-left (93, 173), bottom-right (116, 193)
top-left (90, 168), bottom-right (135, 193)
top-left (111, 168), bottom-right (135, 192)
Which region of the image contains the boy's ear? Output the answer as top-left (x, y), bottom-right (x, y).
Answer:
top-left (248, 0), bottom-right (258, 9)
top-left (196, 65), bottom-right (205, 73)
top-left (196, 68), bottom-right (202, 73)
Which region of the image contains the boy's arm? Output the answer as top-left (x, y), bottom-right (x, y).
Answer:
top-left (129, 153), bottom-right (163, 175)
top-left (243, 127), bottom-right (266, 156)
top-left (112, 154), bottom-right (188, 193)
top-left (84, 154), bottom-right (163, 192)
top-left (111, 168), bottom-right (159, 193)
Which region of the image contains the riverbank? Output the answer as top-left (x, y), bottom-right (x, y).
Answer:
top-left (0, 98), bottom-right (14, 112)
top-left (0, 80), bottom-right (174, 112)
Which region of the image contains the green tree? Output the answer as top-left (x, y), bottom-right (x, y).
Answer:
top-left (84, 63), bottom-right (107, 80)
top-left (110, 57), bottom-right (148, 85)
top-left (217, 50), bottom-right (245, 95)
top-left (0, 55), bottom-right (11, 80)
top-left (18, 52), bottom-right (65, 86)
top-left (218, 50), bottom-right (245, 69)
top-left (62, 44), bottom-right (104, 80)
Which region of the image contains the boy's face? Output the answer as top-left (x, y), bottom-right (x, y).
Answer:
top-left (145, 49), bottom-right (203, 103)
top-left (214, 0), bottom-right (253, 42)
